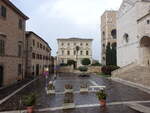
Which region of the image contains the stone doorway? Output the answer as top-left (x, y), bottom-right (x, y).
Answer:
top-left (0, 66), bottom-right (3, 87)
top-left (139, 36), bottom-right (150, 67)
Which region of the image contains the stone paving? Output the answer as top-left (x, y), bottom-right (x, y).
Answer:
top-left (0, 73), bottom-right (150, 113)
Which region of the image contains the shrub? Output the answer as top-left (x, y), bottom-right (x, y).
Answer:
top-left (59, 63), bottom-right (68, 66)
top-left (96, 90), bottom-right (107, 100)
top-left (22, 93), bottom-right (36, 106)
top-left (81, 58), bottom-right (91, 66)
top-left (78, 66), bottom-right (88, 72)
top-left (67, 60), bottom-right (76, 66)
top-left (101, 65), bottom-right (120, 75)
top-left (91, 62), bottom-right (102, 66)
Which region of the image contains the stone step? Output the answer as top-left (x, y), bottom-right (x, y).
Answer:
top-left (127, 103), bottom-right (150, 113)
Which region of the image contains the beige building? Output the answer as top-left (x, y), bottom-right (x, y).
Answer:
top-left (117, 0), bottom-right (150, 67)
top-left (101, 10), bottom-right (117, 65)
top-left (25, 32), bottom-right (52, 77)
top-left (112, 0), bottom-right (150, 87)
top-left (57, 38), bottom-right (93, 67)
top-left (0, 0), bottom-right (29, 87)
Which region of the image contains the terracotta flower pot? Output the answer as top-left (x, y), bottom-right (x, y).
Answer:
top-left (27, 106), bottom-right (34, 113)
top-left (99, 99), bottom-right (106, 107)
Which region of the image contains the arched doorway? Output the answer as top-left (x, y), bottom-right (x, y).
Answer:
top-left (139, 36), bottom-right (150, 66)
top-left (0, 66), bottom-right (3, 87)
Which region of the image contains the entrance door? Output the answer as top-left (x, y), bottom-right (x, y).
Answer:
top-left (0, 66), bottom-right (3, 87)
top-left (36, 64), bottom-right (39, 76)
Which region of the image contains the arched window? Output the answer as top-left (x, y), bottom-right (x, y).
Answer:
top-left (123, 33), bottom-right (129, 43)
top-left (111, 29), bottom-right (117, 39)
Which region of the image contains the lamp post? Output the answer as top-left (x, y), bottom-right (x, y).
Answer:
top-left (76, 46), bottom-right (80, 68)
top-left (44, 67), bottom-right (49, 88)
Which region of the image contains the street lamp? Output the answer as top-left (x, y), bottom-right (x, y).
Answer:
top-left (75, 46), bottom-right (80, 68)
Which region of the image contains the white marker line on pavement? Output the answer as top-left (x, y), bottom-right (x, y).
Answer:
top-left (0, 78), bottom-right (38, 105)
top-left (2, 100), bottom-right (150, 113)
top-left (89, 80), bottom-right (99, 86)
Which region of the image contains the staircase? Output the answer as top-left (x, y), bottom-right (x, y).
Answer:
top-left (112, 63), bottom-right (150, 87)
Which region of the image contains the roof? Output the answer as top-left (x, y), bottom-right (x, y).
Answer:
top-left (2, 0), bottom-right (29, 20)
top-left (57, 37), bottom-right (93, 41)
top-left (26, 31), bottom-right (51, 50)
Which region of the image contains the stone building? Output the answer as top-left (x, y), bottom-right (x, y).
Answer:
top-left (117, 0), bottom-right (150, 67)
top-left (0, 0), bottom-right (29, 87)
top-left (57, 38), bottom-right (93, 67)
top-left (25, 32), bottom-right (52, 77)
top-left (112, 0), bottom-right (150, 87)
top-left (101, 10), bottom-right (117, 65)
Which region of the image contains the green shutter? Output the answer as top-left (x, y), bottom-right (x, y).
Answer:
top-left (1, 6), bottom-right (6, 18)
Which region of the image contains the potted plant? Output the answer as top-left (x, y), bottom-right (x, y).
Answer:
top-left (47, 82), bottom-right (55, 94)
top-left (22, 93), bottom-right (36, 113)
top-left (80, 83), bottom-right (88, 93)
top-left (64, 84), bottom-right (73, 93)
top-left (96, 90), bottom-right (107, 107)
top-left (63, 92), bottom-right (75, 109)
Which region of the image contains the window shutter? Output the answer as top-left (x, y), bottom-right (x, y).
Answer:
top-left (1, 6), bottom-right (6, 18)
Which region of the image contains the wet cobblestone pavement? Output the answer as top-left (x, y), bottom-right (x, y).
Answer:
top-left (0, 73), bottom-right (150, 113)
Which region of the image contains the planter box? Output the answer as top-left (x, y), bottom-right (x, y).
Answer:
top-left (47, 90), bottom-right (55, 94)
top-left (63, 103), bottom-right (75, 109)
top-left (80, 88), bottom-right (88, 93)
top-left (64, 89), bottom-right (73, 93)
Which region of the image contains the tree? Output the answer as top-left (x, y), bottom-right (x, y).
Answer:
top-left (106, 43), bottom-right (111, 65)
top-left (106, 42), bottom-right (117, 66)
top-left (67, 60), bottom-right (76, 66)
top-left (81, 58), bottom-right (91, 66)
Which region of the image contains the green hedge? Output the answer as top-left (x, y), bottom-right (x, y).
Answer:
top-left (78, 66), bottom-right (88, 72)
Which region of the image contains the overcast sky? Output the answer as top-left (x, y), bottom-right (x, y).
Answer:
top-left (11, 0), bottom-right (122, 61)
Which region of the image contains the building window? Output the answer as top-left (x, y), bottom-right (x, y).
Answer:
top-left (32, 53), bottom-right (35, 59)
top-left (43, 45), bottom-right (45, 50)
top-left (86, 43), bottom-right (88, 46)
top-left (33, 40), bottom-right (35, 46)
top-left (18, 44), bottom-right (22, 57)
top-left (80, 43), bottom-right (83, 46)
top-left (111, 29), bottom-right (117, 39)
top-left (80, 51), bottom-right (83, 55)
top-left (86, 51), bottom-right (89, 55)
top-left (68, 43), bottom-right (70, 46)
top-left (18, 64), bottom-right (22, 75)
top-left (19, 19), bottom-right (23, 30)
top-left (147, 20), bottom-right (150, 24)
top-left (37, 42), bottom-right (39, 48)
top-left (62, 43), bottom-right (64, 46)
top-left (1, 6), bottom-right (7, 18)
top-left (0, 40), bottom-right (5, 56)
top-left (74, 51), bottom-right (76, 55)
top-left (40, 44), bottom-right (42, 49)
top-left (62, 50), bottom-right (64, 55)
top-left (102, 31), bottom-right (105, 40)
top-left (123, 33), bottom-right (129, 43)
top-left (67, 51), bottom-right (70, 55)
top-left (74, 43), bottom-right (76, 46)
top-left (103, 44), bottom-right (105, 48)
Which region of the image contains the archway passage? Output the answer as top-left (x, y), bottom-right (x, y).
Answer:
top-left (0, 66), bottom-right (3, 87)
top-left (140, 36), bottom-right (150, 66)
